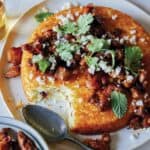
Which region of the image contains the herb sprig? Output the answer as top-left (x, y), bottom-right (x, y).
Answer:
top-left (87, 38), bottom-right (110, 53)
top-left (111, 91), bottom-right (127, 118)
top-left (56, 41), bottom-right (80, 63)
top-left (56, 13), bottom-right (94, 35)
top-left (125, 46), bottom-right (143, 76)
top-left (77, 13), bottom-right (94, 35)
top-left (35, 12), bottom-right (54, 22)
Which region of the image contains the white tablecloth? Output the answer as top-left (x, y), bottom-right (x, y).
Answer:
top-left (0, 0), bottom-right (149, 149)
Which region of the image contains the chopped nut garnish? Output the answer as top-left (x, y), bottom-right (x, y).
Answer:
top-left (131, 88), bottom-right (139, 99)
top-left (5, 65), bottom-right (20, 78)
top-left (139, 70), bottom-right (147, 83)
top-left (84, 133), bottom-right (111, 150)
top-left (18, 131), bottom-right (37, 150)
top-left (0, 128), bottom-right (37, 150)
top-left (7, 47), bottom-right (22, 65)
top-left (142, 116), bottom-right (150, 127)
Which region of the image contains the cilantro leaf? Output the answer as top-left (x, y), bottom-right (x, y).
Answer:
top-left (77, 13), bottom-right (94, 34)
top-left (35, 12), bottom-right (54, 22)
top-left (32, 54), bottom-right (43, 63)
top-left (59, 51), bottom-right (73, 62)
top-left (37, 59), bottom-right (50, 73)
top-left (77, 35), bottom-right (94, 44)
top-left (59, 21), bottom-right (77, 35)
top-left (86, 56), bottom-right (100, 74)
top-left (125, 46), bottom-right (143, 75)
top-left (111, 91), bottom-right (127, 119)
top-left (56, 41), bottom-right (80, 62)
top-left (55, 13), bottom-right (94, 35)
top-left (88, 38), bottom-right (110, 53)
top-left (98, 60), bottom-right (113, 73)
top-left (86, 56), bottom-right (99, 68)
top-left (32, 55), bottom-right (56, 72)
top-left (56, 41), bottom-right (80, 53)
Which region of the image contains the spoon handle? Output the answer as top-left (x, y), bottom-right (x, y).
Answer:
top-left (66, 136), bottom-right (93, 150)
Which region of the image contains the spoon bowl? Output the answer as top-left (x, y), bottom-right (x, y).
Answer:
top-left (22, 105), bottom-right (93, 150)
top-left (22, 105), bottom-right (67, 141)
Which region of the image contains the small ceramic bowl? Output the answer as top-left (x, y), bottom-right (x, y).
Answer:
top-left (0, 116), bottom-right (49, 150)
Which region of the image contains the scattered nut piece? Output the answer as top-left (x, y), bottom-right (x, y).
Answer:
top-left (84, 133), bottom-right (111, 150)
top-left (129, 117), bottom-right (142, 130)
top-left (142, 116), bottom-right (150, 128)
top-left (18, 131), bottom-right (37, 150)
top-left (7, 47), bottom-right (22, 65)
top-left (139, 70), bottom-right (147, 83)
top-left (122, 80), bottom-right (133, 88)
top-left (0, 128), bottom-right (37, 150)
top-left (5, 65), bottom-right (20, 78)
top-left (131, 88), bottom-right (139, 99)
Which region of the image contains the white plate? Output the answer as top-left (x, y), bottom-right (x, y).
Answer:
top-left (0, 0), bottom-right (150, 150)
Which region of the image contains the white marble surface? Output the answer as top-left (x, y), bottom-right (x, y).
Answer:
top-left (0, 0), bottom-right (149, 149)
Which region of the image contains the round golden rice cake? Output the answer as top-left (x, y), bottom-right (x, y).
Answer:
top-left (21, 6), bottom-right (150, 134)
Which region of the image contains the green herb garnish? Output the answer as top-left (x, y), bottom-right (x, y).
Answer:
top-left (56, 41), bottom-right (80, 62)
top-left (59, 51), bottom-right (73, 62)
top-left (35, 12), bottom-right (54, 22)
top-left (59, 21), bottom-right (77, 35)
top-left (37, 59), bottom-right (50, 73)
top-left (105, 50), bottom-right (115, 68)
top-left (111, 91), bottom-right (127, 119)
top-left (86, 56), bottom-right (100, 73)
top-left (125, 46), bottom-right (143, 75)
top-left (77, 35), bottom-right (94, 44)
top-left (77, 13), bottom-right (94, 35)
top-left (55, 13), bottom-right (94, 35)
top-left (88, 38), bottom-right (110, 53)
top-left (32, 54), bottom-right (43, 63)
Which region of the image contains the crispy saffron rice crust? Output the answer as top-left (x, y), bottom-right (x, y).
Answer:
top-left (21, 6), bottom-right (150, 134)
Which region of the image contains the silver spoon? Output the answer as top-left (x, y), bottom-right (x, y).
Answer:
top-left (22, 105), bottom-right (93, 150)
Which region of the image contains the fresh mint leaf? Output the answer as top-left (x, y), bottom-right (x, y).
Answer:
top-left (77, 13), bottom-right (94, 34)
top-left (38, 59), bottom-right (50, 73)
top-left (88, 38), bottom-right (110, 53)
top-left (35, 12), bottom-right (54, 22)
top-left (111, 91), bottom-right (127, 119)
top-left (125, 46), bottom-right (143, 75)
